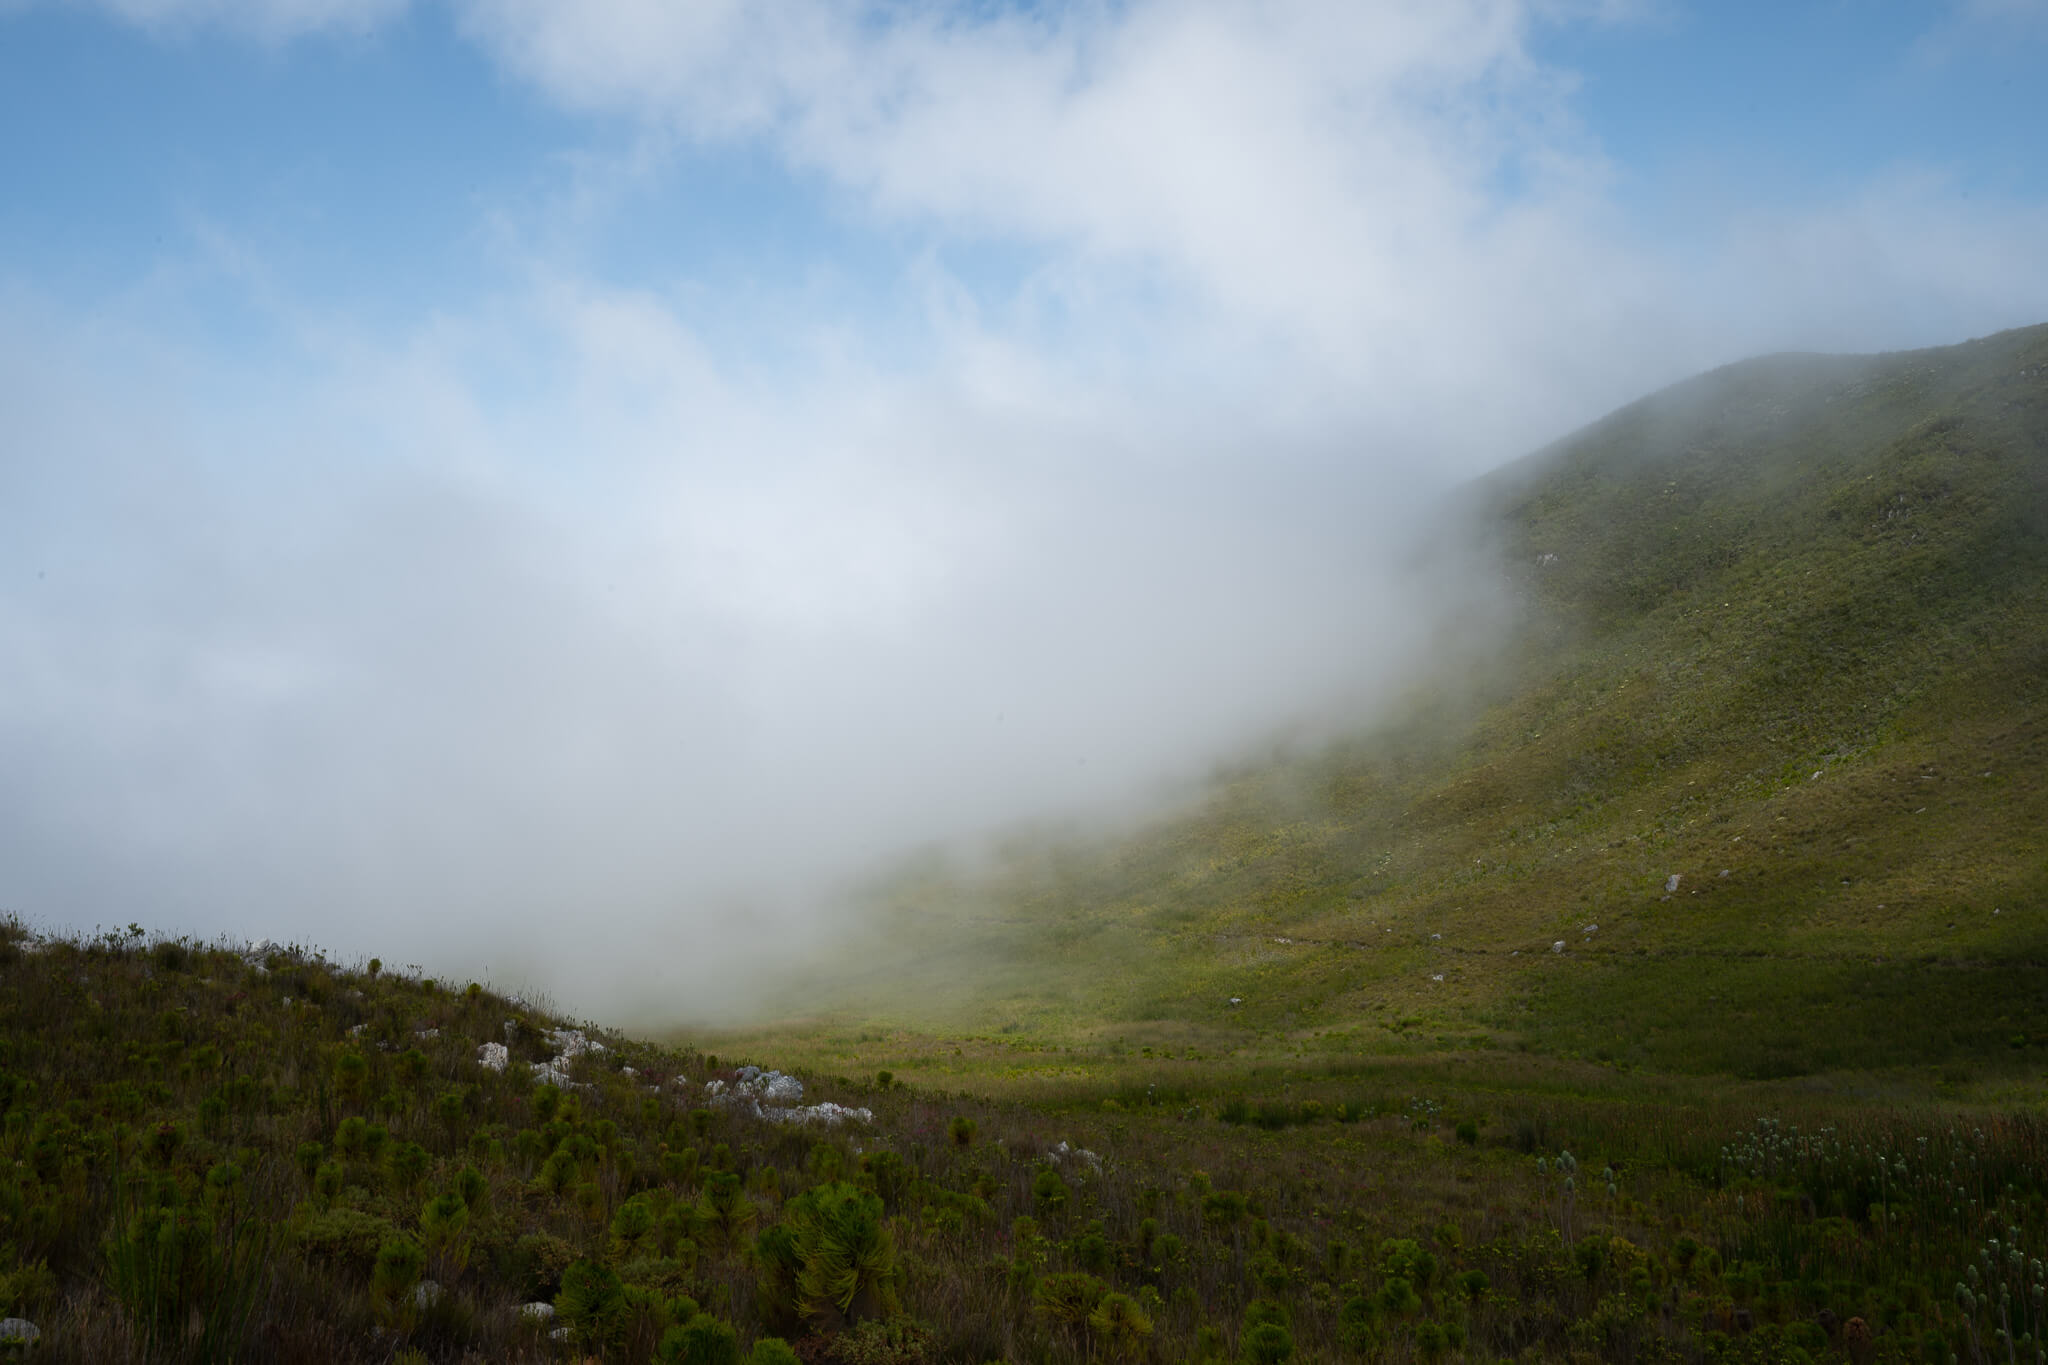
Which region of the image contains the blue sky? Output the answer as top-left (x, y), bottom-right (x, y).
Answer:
top-left (3, 0), bottom-right (2046, 1011)
top-left (6, 1), bottom-right (2042, 374)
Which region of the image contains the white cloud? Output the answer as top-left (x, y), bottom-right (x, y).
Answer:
top-left (65, 0), bottom-right (407, 39)
top-left (8, 0), bottom-right (2048, 1019)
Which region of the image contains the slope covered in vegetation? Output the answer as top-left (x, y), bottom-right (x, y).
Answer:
top-left (788, 322), bottom-right (2048, 1086)
top-left (4, 920), bottom-right (2048, 1365)
top-left (4, 327), bottom-right (2046, 1364)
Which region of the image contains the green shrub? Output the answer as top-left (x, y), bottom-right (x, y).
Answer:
top-left (1034, 1271), bottom-right (1109, 1324)
top-left (1377, 1276), bottom-right (1422, 1318)
top-left (556, 1258), bottom-right (628, 1351)
top-left (1088, 1290), bottom-right (1154, 1360)
top-left (1380, 1238), bottom-right (1436, 1289)
top-left (369, 1236), bottom-right (426, 1324)
top-left (755, 1181), bottom-right (899, 1323)
top-left (291, 1207), bottom-right (394, 1272)
top-left (387, 1141), bottom-right (430, 1192)
top-left (698, 1172), bottom-right (757, 1250)
top-left (420, 1191), bottom-right (471, 1270)
top-left (506, 1231), bottom-right (575, 1299)
top-left (1338, 1295), bottom-right (1379, 1352)
top-left (657, 1313), bottom-right (740, 1365)
top-left (451, 1165), bottom-right (488, 1210)
top-left (1243, 1319), bottom-right (1295, 1363)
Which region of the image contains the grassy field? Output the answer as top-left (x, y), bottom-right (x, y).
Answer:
top-left (721, 321), bottom-right (2048, 1095)
top-left (4, 327), bottom-right (2045, 1363)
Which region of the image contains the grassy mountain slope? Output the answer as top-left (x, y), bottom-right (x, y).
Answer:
top-left (764, 323), bottom-right (2048, 1086)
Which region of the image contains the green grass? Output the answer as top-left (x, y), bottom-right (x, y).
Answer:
top-left (9, 918), bottom-right (2048, 1365)
top-left (751, 322), bottom-right (2048, 1088)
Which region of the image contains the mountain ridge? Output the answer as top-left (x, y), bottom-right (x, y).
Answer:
top-left (767, 321), bottom-right (2048, 1085)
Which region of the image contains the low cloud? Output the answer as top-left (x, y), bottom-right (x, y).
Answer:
top-left (4, 1), bottom-right (2047, 1019)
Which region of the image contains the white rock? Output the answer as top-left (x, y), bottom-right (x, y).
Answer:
top-left (1228, 996), bottom-right (1243, 1006)
top-left (620, 1065), bottom-right (637, 1078)
top-left (1430, 974), bottom-right (1444, 983)
top-left (477, 1042), bottom-right (509, 1073)
top-left (1551, 941), bottom-right (1566, 954)
top-left (546, 1028), bottom-right (604, 1058)
top-left (0, 1319), bottom-right (40, 1345)
top-left (759, 1101), bottom-right (873, 1127)
top-left (551, 1326), bottom-right (572, 1342)
top-left (412, 1279), bottom-right (442, 1310)
top-left (1664, 874), bottom-right (1682, 893)
top-left (530, 1061), bottom-right (575, 1088)
top-left (416, 1028), bottom-right (439, 1041)
top-left (1583, 924), bottom-right (1599, 934)
top-left (518, 1302), bottom-right (555, 1322)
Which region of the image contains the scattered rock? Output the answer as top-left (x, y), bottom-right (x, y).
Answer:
top-left (412, 1280), bottom-right (442, 1310)
top-left (759, 1101), bottom-right (873, 1128)
top-left (0, 1319), bottom-right (40, 1346)
top-left (1551, 941), bottom-right (1566, 954)
top-left (551, 1326), bottom-right (572, 1342)
top-left (530, 1061), bottom-right (576, 1089)
top-left (518, 1302), bottom-right (555, 1322)
top-left (1664, 874), bottom-right (1682, 893)
top-left (1228, 996), bottom-right (1243, 1006)
top-left (1430, 974), bottom-right (1444, 983)
top-left (1583, 923), bottom-right (1599, 934)
top-left (546, 1028), bottom-right (604, 1059)
top-left (476, 1042), bottom-right (509, 1073)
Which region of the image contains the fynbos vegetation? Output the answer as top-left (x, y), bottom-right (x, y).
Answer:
top-left (5, 919), bottom-right (2048, 1364)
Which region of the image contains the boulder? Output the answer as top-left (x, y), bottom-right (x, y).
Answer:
top-left (0, 1319), bottom-right (40, 1346)
top-left (476, 1042), bottom-right (509, 1073)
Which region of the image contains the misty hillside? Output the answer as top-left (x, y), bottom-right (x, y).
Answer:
top-left (808, 322), bottom-right (2048, 1082)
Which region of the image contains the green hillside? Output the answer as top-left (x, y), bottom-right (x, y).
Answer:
top-left (770, 323), bottom-right (2048, 1086)
top-left (5, 327), bottom-right (2048, 1364)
